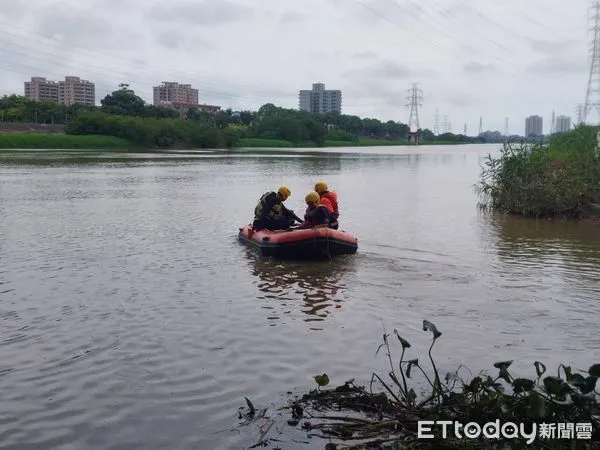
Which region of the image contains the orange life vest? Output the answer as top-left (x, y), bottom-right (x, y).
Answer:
top-left (320, 191), bottom-right (339, 219)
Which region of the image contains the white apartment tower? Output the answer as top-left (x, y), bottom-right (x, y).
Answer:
top-left (298, 83), bottom-right (342, 114)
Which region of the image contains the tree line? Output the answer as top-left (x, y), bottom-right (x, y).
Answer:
top-left (1, 85), bottom-right (485, 148)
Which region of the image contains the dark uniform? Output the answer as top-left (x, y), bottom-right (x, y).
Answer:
top-left (252, 192), bottom-right (294, 231)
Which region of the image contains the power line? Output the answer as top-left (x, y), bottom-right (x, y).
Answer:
top-left (349, 0), bottom-right (522, 73)
top-left (0, 21), bottom-right (292, 103)
top-left (389, 0), bottom-right (523, 68)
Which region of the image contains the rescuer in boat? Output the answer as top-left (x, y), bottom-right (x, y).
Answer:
top-left (252, 185), bottom-right (301, 231)
top-left (314, 181), bottom-right (339, 229)
top-left (298, 191), bottom-right (332, 229)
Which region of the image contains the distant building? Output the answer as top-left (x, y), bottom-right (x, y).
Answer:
top-left (525, 115), bottom-right (543, 136)
top-left (195, 104), bottom-right (221, 114)
top-left (152, 82), bottom-right (221, 117)
top-left (24, 76), bottom-right (95, 106)
top-left (298, 83), bottom-right (342, 114)
top-left (24, 77), bottom-right (59, 103)
top-left (59, 76), bottom-right (95, 106)
top-left (555, 115), bottom-right (571, 133)
top-left (153, 81), bottom-right (198, 108)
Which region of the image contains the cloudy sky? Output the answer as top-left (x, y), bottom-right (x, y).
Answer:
top-left (0, 0), bottom-right (592, 135)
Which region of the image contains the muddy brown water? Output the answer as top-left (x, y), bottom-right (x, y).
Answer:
top-left (1, 145), bottom-right (599, 449)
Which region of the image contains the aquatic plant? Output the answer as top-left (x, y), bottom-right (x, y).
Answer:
top-left (239, 319), bottom-right (599, 449)
top-left (475, 125), bottom-right (600, 220)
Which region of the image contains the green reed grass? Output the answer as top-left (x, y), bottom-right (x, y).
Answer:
top-left (475, 126), bottom-right (600, 219)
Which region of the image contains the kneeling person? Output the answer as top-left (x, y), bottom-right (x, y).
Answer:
top-left (299, 191), bottom-right (331, 229)
top-left (252, 185), bottom-right (296, 231)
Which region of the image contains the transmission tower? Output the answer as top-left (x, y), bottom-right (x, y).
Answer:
top-left (433, 109), bottom-right (440, 135)
top-left (550, 110), bottom-right (556, 134)
top-left (504, 117), bottom-right (509, 136)
top-left (406, 83), bottom-right (423, 132)
top-left (584, 0), bottom-right (600, 124)
top-left (463, 123), bottom-right (467, 136)
top-left (478, 117), bottom-right (483, 135)
top-left (442, 115), bottom-right (449, 133)
top-left (576, 103), bottom-right (584, 126)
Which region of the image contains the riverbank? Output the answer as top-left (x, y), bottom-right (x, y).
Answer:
top-left (0, 133), bottom-right (465, 150)
top-left (237, 137), bottom-right (463, 148)
top-left (0, 133), bottom-right (136, 149)
top-left (240, 320), bottom-right (599, 448)
top-left (476, 125), bottom-right (600, 220)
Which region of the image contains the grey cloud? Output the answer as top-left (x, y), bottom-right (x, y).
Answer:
top-left (0, 2), bottom-right (26, 20)
top-left (441, 3), bottom-right (473, 17)
top-left (34, 6), bottom-right (112, 45)
top-left (527, 57), bottom-right (587, 74)
top-left (156, 30), bottom-right (216, 52)
top-left (157, 31), bottom-right (185, 50)
top-left (351, 0), bottom-right (426, 26)
top-left (279, 12), bottom-right (305, 24)
top-left (529, 38), bottom-right (578, 55)
top-left (463, 62), bottom-right (497, 74)
top-left (352, 51), bottom-right (378, 61)
top-left (342, 81), bottom-right (406, 109)
top-left (445, 94), bottom-right (473, 108)
top-left (147, 0), bottom-right (254, 26)
top-left (344, 60), bottom-right (415, 80)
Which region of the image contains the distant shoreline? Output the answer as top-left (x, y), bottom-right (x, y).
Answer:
top-left (0, 133), bottom-right (470, 150)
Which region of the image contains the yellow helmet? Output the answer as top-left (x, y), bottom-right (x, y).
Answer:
top-left (277, 185), bottom-right (291, 200)
top-left (305, 190), bottom-right (320, 204)
top-left (314, 181), bottom-right (328, 193)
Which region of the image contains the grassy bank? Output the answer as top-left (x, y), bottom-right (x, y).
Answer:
top-left (477, 125), bottom-right (600, 220)
top-left (239, 320), bottom-right (599, 448)
top-left (0, 133), bottom-right (136, 149)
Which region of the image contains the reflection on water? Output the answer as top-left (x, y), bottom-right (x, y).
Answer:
top-left (487, 214), bottom-right (600, 275)
top-left (243, 248), bottom-right (357, 326)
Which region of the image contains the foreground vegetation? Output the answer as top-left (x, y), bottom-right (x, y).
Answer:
top-left (476, 125), bottom-right (600, 220)
top-left (2, 86), bottom-right (485, 150)
top-left (0, 133), bottom-right (135, 149)
top-left (238, 320), bottom-right (599, 449)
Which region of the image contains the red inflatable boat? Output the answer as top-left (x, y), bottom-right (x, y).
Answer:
top-left (238, 224), bottom-right (358, 259)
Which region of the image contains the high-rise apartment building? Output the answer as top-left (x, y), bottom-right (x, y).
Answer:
top-left (24, 76), bottom-right (95, 106)
top-left (298, 83), bottom-right (342, 114)
top-left (59, 76), bottom-right (95, 106)
top-left (24, 77), bottom-right (59, 103)
top-left (525, 115), bottom-right (543, 136)
top-left (153, 82), bottom-right (199, 107)
top-left (555, 115), bottom-right (571, 133)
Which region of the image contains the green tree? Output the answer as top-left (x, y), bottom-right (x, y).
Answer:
top-left (100, 85), bottom-right (147, 117)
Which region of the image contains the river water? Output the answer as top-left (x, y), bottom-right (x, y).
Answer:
top-left (1, 144), bottom-right (599, 449)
